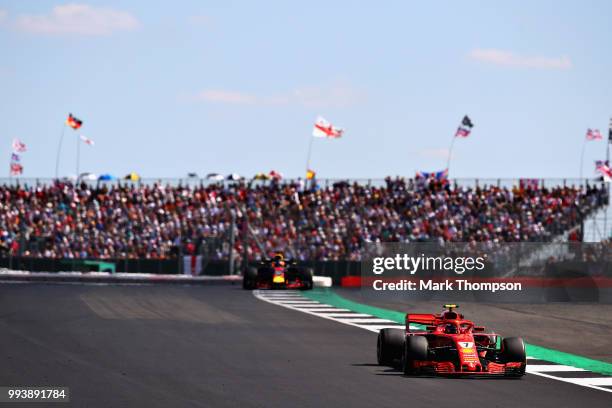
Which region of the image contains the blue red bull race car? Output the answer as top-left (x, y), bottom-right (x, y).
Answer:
top-left (242, 253), bottom-right (313, 290)
top-left (377, 305), bottom-right (526, 377)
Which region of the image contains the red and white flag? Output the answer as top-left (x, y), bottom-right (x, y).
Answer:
top-left (9, 163), bottom-right (23, 176)
top-left (80, 135), bottom-right (95, 146)
top-left (595, 160), bottom-right (612, 182)
top-left (455, 128), bottom-right (471, 137)
top-left (269, 170), bottom-right (283, 180)
top-left (12, 138), bottom-right (26, 153)
top-left (312, 116), bottom-right (344, 138)
top-left (586, 128), bottom-right (602, 141)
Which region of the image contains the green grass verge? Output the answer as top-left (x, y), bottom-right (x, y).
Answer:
top-left (303, 288), bottom-right (612, 376)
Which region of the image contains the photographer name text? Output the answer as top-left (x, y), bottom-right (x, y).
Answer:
top-left (372, 279), bottom-right (522, 292)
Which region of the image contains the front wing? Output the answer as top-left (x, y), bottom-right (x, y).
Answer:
top-left (412, 360), bottom-right (526, 377)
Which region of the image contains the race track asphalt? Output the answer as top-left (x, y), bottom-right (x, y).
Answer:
top-left (0, 283), bottom-right (610, 408)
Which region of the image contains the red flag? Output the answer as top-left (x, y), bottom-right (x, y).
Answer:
top-left (312, 116), bottom-right (344, 138)
top-left (66, 113), bottom-right (83, 130)
top-left (9, 163), bottom-right (23, 176)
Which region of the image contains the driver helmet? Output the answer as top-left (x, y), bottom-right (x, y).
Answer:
top-left (444, 324), bottom-right (458, 334)
top-left (272, 252), bottom-right (285, 266)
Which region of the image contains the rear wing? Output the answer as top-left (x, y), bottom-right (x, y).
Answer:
top-left (405, 313), bottom-right (437, 331)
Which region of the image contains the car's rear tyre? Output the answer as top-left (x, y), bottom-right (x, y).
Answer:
top-left (377, 328), bottom-right (405, 366)
top-left (402, 335), bottom-right (428, 375)
top-left (501, 337), bottom-right (526, 377)
top-left (242, 267), bottom-right (258, 290)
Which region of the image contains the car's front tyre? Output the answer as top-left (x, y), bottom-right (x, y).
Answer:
top-left (501, 337), bottom-right (526, 377)
top-left (402, 335), bottom-right (428, 375)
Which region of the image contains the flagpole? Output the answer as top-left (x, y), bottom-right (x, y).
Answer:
top-left (607, 117), bottom-right (611, 163)
top-left (579, 138), bottom-right (587, 179)
top-left (606, 117), bottom-right (612, 239)
top-left (76, 133), bottom-right (80, 178)
top-left (55, 124), bottom-right (66, 179)
top-left (305, 135), bottom-right (314, 176)
top-left (446, 135), bottom-right (457, 174)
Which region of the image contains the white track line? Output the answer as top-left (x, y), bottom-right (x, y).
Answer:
top-left (360, 325), bottom-right (406, 333)
top-left (527, 365), bottom-right (586, 373)
top-left (263, 296), bottom-right (303, 299)
top-left (328, 318), bottom-right (398, 324)
top-left (261, 295), bottom-right (303, 298)
top-left (253, 290), bottom-right (398, 333)
top-left (320, 313), bottom-right (374, 318)
top-left (570, 377), bottom-right (612, 386)
top-left (286, 304), bottom-right (336, 308)
top-left (526, 371), bottom-right (612, 393)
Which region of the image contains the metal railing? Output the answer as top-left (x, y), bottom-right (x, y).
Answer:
top-left (0, 177), bottom-right (607, 189)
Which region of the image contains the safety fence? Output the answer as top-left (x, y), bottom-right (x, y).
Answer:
top-left (0, 177), bottom-right (608, 189)
top-left (2, 246), bottom-right (610, 286)
top-left (0, 256), bottom-right (360, 283)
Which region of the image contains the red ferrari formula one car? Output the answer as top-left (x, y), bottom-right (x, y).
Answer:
top-left (242, 253), bottom-right (313, 290)
top-left (377, 305), bottom-right (526, 377)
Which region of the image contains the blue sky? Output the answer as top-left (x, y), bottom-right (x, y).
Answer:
top-left (0, 0), bottom-right (611, 179)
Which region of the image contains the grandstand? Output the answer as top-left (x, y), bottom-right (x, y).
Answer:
top-left (0, 176), bottom-right (608, 273)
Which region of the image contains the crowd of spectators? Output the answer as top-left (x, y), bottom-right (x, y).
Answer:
top-left (0, 177), bottom-right (607, 261)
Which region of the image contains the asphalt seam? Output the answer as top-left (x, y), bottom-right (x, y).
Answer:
top-left (253, 290), bottom-right (612, 394)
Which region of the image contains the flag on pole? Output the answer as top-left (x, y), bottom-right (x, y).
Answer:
top-left (312, 116), bottom-right (344, 138)
top-left (455, 115), bottom-right (474, 138)
top-left (586, 128), bottom-right (602, 141)
top-left (9, 163), bottom-right (23, 176)
top-left (269, 170), bottom-right (283, 180)
top-left (12, 138), bottom-right (26, 153)
top-left (79, 135), bottom-right (95, 146)
top-left (306, 169), bottom-right (316, 180)
top-left (595, 160), bottom-right (612, 182)
top-left (416, 169), bottom-right (449, 180)
top-left (66, 113), bottom-right (83, 130)
top-left (10, 153), bottom-right (20, 162)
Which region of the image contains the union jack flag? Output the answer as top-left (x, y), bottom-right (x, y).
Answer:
top-left (595, 160), bottom-right (612, 182)
top-left (586, 128), bottom-right (602, 141)
top-left (455, 115), bottom-right (474, 138)
top-left (12, 138), bottom-right (26, 153)
top-left (9, 163), bottom-right (23, 176)
top-left (416, 169), bottom-right (449, 180)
